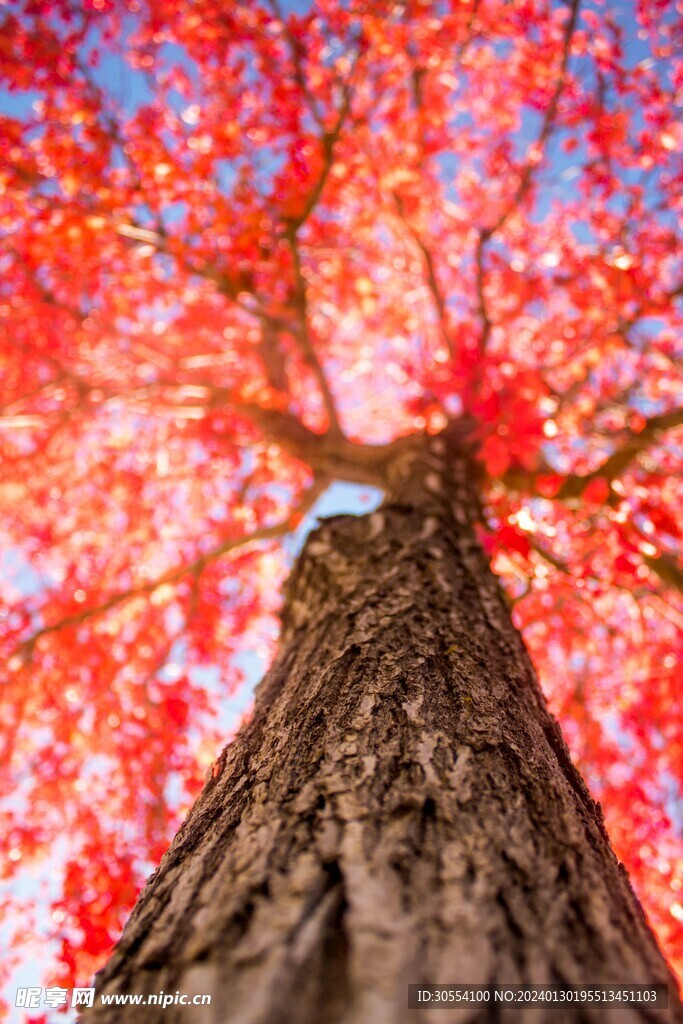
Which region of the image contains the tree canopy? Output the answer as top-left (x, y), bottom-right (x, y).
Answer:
top-left (0, 0), bottom-right (682, 1004)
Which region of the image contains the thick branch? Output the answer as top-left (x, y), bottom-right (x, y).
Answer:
top-left (498, 408), bottom-right (683, 596)
top-left (500, 407), bottom-right (683, 500)
top-left (558, 407), bottom-right (683, 500)
top-left (644, 552), bottom-right (683, 596)
top-left (229, 399), bottom-right (422, 486)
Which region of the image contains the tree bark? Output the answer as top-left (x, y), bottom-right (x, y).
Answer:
top-left (84, 433), bottom-right (682, 1023)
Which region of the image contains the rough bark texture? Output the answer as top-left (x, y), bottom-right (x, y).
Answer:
top-left (85, 435), bottom-right (682, 1024)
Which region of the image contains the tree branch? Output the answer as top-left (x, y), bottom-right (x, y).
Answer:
top-left (11, 481), bottom-right (328, 665)
top-left (465, 0), bottom-right (580, 400)
top-left (644, 552), bottom-right (683, 596)
top-left (558, 407), bottom-right (683, 500)
top-left (456, 0), bottom-right (482, 60)
top-left (470, 230), bottom-right (494, 396)
top-left (287, 236), bottom-right (343, 436)
top-left (392, 192), bottom-right (456, 366)
top-left (284, 82), bottom-right (354, 235)
top-left (481, 0), bottom-right (581, 240)
top-left (266, 0), bottom-right (326, 129)
top-left (528, 535), bottom-right (571, 574)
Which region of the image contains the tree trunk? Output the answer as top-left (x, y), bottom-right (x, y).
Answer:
top-left (85, 434), bottom-right (682, 1023)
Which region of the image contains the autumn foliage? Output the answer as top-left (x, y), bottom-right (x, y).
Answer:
top-left (0, 0), bottom-right (682, 1008)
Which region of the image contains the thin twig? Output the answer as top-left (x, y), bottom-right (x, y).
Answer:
top-left (481, 0), bottom-right (581, 240)
top-left (392, 192), bottom-right (456, 366)
top-left (12, 480), bottom-right (327, 664)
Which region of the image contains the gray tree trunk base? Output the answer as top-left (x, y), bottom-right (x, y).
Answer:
top-left (83, 442), bottom-right (683, 1023)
